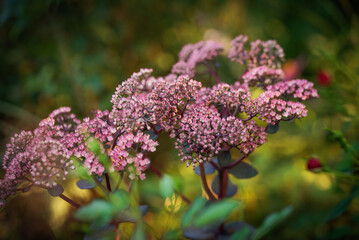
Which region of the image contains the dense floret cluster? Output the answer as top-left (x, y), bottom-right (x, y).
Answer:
top-left (1, 34), bottom-right (319, 207)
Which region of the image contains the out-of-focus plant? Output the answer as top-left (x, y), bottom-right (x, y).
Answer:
top-left (306, 129), bottom-right (359, 239)
top-left (0, 34), bottom-right (319, 239)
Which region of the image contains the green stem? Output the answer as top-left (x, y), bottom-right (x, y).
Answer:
top-left (93, 175), bottom-right (109, 195)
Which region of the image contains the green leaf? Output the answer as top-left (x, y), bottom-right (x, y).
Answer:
top-left (115, 205), bottom-right (148, 223)
top-left (218, 151), bottom-right (231, 167)
top-left (173, 176), bottom-right (184, 192)
top-left (132, 222), bottom-right (145, 240)
top-left (327, 194), bottom-right (355, 221)
top-left (75, 199), bottom-right (114, 225)
top-left (109, 189), bottom-right (131, 211)
top-left (159, 174), bottom-right (174, 198)
top-left (182, 197), bottom-right (207, 227)
top-left (87, 139), bottom-right (101, 154)
top-left (225, 222), bottom-right (256, 239)
top-left (253, 206), bottom-right (294, 240)
top-left (227, 162), bottom-right (258, 179)
top-left (194, 199), bottom-right (240, 227)
top-left (230, 226), bottom-right (252, 240)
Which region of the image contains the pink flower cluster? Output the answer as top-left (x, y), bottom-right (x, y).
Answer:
top-left (266, 79), bottom-right (319, 100)
top-left (172, 41), bottom-right (223, 77)
top-left (248, 91), bottom-right (308, 124)
top-left (1, 34), bottom-right (319, 207)
top-left (74, 110), bottom-right (115, 175)
top-left (109, 131), bottom-right (158, 180)
top-left (174, 105), bottom-right (266, 167)
top-left (242, 66), bottom-right (284, 88)
top-left (205, 83), bottom-right (251, 116)
top-left (1, 107), bottom-right (79, 206)
top-left (228, 36), bottom-right (285, 70)
top-left (152, 75), bottom-right (202, 133)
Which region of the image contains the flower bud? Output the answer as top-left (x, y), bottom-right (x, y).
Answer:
top-left (317, 70), bottom-right (331, 86)
top-left (306, 157), bottom-right (322, 171)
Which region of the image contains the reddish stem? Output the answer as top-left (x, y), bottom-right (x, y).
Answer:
top-left (105, 173), bottom-right (112, 192)
top-left (222, 155), bottom-right (246, 170)
top-left (209, 161), bottom-right (220, 171)
top-left (15, 184), bottom-right (33, 192)
top-left (59, 193), bottom-right (81, 208)
top-left (149, 164), bottom-right (163, 178)
top-left (199, 162), bottom-right (217, 201)
top-left (115, 224), bottom-right (120, 240)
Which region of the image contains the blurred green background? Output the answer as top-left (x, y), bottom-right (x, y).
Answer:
top-left (1, 0), bottom-right (359, 239)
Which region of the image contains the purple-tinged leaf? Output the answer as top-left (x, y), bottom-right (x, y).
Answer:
top-left (48, 184), bottom-right (64, 197)
top-left (227, 162), bottom-right (258, 179)
top-left (218, 151), bottom-right (231, 167)
top-left (182, 226), bottom-right (215, 240)
top-left (211, 175), bottom-right (238, 197)
top-left (194, 162), bottom-right (216, 175)
top-left (265, 124), bottom-right (279, 134)
top-left (76, 179), bottom-right (96, 189)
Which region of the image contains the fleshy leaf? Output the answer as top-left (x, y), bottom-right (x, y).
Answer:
top-left (226, 222), bottom-right (256, 240)
top-left (327, 194), bottom-right (355, 221)
top-left (109, 189), bottom-right (131, 211)
top-left (218, 151), bottom-right (231, 167)
top-left (253, 206), bottom-right (294, 240)
top-left (194, 162), bottom-right (216, 175)
top-left (182, 226), bottom-right (215, 240)
top-left (115, 205), bottom-right (149, 223)
top-left (47, 184), bottom-right (64, 197)
top-left (182, 197), bottom-right (207, 227)
top-left (76, 179), bottom-right (96, 189)
top-left (227, 162), bottom-right (258, 179)
top-left (194, 199), bottom-right (240, 227)
top-left (265, 124), bottom-right (279, 134)
top-left (159, 174), bottom-right (174, 198)
top-left (75, 199), bottom-right (114, 225)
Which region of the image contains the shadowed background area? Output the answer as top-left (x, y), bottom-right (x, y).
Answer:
top-left (1, 0), bottom-right (359, 239)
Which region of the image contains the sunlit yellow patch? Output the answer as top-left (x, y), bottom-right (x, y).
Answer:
top-left (315, 174), bottom-right (332, 190)
top-left (164, 194), bottom-right (182, 213)
top-left (302, 171), bottom-right (332, 190)
top-left (49, 196), bottom-right (70, 231)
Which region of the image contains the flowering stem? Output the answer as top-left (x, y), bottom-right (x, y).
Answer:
top-left (128, 180), bottom-right (133, 193)
top-left (105, 173), bottom-right (112, 192)
top-left (149, 164), bottom-right (163, 178)
top-left (92, 175), bottom-right (109, 195)
top-left (209, 160), bottom-right (220, 171)
top-left (218, 170), bottom-right (229, 199)
top-left (210, 60), bottom-right (221, 84)
top-left (15, 184), bottom-right (33, 192)
top-left (199, 162), bottom-right (217, 201)
top-left (115, 224), bottom-right (120, 240)
top-left (59, 193), bottom-right (81, 208)
top-left (222, 155), bottom-right (246, 170)
top-left (203, 61), bottom-right (221, 84)
top-left (111, 130), bottom-right (123, 150)
top-left (114, 172), bottom-right (124, 190)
